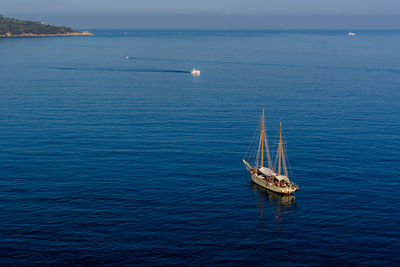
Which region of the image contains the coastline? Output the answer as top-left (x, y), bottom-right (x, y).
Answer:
top-left (0, 31), bottom-right (94, 38)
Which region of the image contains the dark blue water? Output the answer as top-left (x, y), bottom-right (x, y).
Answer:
top-left (1, 30), bottom-right (399, 265)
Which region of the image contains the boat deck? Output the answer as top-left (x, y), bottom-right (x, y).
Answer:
top-left (251, 173), bottom-right (297, 194)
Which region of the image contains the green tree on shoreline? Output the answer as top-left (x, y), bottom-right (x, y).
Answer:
top-left (0, 15), bottom-right (76, 36)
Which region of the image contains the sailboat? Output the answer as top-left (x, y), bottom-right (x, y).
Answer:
top-left (243, 109), bottom-right (299, 194)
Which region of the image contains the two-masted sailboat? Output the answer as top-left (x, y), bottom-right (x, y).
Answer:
top-left (243, 109), bottom-right (299, 194)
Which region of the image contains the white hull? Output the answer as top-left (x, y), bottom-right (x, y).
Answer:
top-left (250, 172), bottom-right (297, 194)
top-left (191, 69), bottom-right (200, 76)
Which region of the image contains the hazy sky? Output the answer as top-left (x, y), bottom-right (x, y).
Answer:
top-left (2, 0), bottom-right (400, 29)
top-left (3, 0), bottom-right (400, 14)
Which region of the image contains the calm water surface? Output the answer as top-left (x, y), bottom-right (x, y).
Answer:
top-left (0, 30), bottom-right (399, 265)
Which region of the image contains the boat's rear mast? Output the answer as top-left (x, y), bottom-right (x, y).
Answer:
top-left (275, 122), bottom-right (288, 178)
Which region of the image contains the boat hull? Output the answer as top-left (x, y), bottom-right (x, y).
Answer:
top-left (250, 172), bottom-right (297, 194)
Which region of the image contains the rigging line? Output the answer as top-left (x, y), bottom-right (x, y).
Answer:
top-left (244, 117), bottom-right (262, 160)
top-left (249, 139), bottom-right (257, 164)
top-left (264, 139), bottom-right (272, 169)
top-left (282, 132), bottom-right (294, 179)
top-left (247, 118), bottom-right (262, 166)
top-left (247, 128), bottom-right (260, 166)
top-left (256, 128), bottom-right (263, 168)
top-left (272, 133), bottom-right (280, 172)
top-left (263, 124), bottom-right (272, 169)
top-left (254, 120), bottom-right (263, 168)
top-left (282, 145), bottom-right (289, 178)
top-left (251, 129), bottom-right (259, 165)
top-left (253, 123), bottom-right (262, 167)
top-left (250, 128), bottom-right (260, 160)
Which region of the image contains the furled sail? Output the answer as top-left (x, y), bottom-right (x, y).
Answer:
top-left (259, 167), bottom-right (275, 177)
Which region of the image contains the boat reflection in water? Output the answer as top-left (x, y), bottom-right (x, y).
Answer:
top-left (251, 183), bottom-right (296, 228)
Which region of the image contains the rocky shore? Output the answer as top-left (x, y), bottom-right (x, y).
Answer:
top-left (0, 31), bottom-right (94, 38)
top-left (0, 15), bottom-right (94, 38)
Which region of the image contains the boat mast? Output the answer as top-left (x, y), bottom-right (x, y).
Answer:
top-left (278, 122), bottom-right (282, 176)
top-left (260, 109), bottom-right (264, 168)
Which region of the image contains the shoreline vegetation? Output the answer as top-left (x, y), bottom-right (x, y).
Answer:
top-left (0, 15), bottom-right (93, 37)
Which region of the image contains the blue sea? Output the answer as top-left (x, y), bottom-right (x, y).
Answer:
top-left (0, 30), bottom-right (399, 265)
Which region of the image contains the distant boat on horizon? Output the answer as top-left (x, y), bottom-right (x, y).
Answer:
top-left (243, 109), bottom-right (299, 194)
top-left (347, 32), bottom-right (356, 36)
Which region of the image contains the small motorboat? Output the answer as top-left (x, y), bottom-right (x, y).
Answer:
top-left (125, 56), bottom-right (130, 59)
top-left (191, 69), bottom-right (200, 76)
top-left (347, 32), bottom-right (356, 36)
